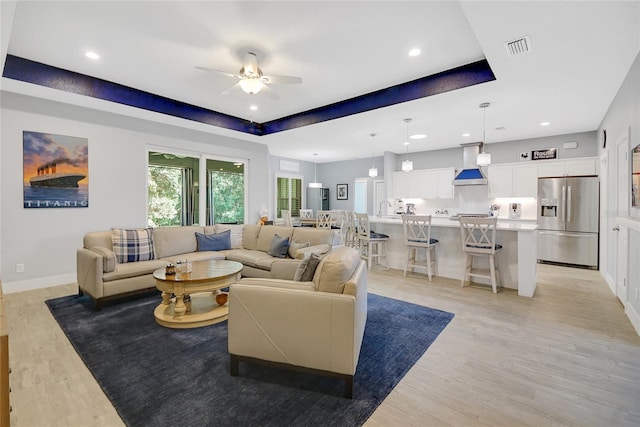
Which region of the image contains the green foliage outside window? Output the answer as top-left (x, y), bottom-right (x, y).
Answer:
top-left (148, 165), bottom-right (183, 227)
top-left (210, 170), bottom-right (244, 224)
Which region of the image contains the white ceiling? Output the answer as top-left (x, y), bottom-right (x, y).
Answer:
top-left (4, 1), bottom-right (640, 162)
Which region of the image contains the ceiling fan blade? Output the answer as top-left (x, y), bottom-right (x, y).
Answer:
top-left (195, 66), bottom-right (240, 79)
top-left (260, 84), bottom-right (280, 100)
top-left (243, 52), bottom-right (259, 77)
top-left (261, 74), bottom-right (302, 84)
top-left (221, 82), bottom-right (240, 95)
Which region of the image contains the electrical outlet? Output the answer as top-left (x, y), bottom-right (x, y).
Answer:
top-left (16, 263), bottom-right (24, 273)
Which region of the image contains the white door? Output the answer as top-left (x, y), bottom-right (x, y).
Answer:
top-left (615, 130), bottom-right (630, 305)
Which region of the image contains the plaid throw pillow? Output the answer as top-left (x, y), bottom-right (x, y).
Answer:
top-left (111, 228), bottom-right (155, 264)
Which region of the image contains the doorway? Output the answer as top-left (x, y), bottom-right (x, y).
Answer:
top-left (615, 129), bottom-right (630, 306)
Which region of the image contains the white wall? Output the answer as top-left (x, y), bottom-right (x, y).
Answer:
top-left (598, 50), bottom-right (640, 331)
top-left (0, 92), bottom-right (269, 291)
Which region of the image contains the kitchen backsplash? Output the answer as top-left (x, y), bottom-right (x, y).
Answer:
top-left (392, 185), bottom-right (538, 220)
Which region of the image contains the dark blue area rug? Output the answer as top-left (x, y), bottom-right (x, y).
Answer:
top-left (46, 292), bottom-right (454, 427)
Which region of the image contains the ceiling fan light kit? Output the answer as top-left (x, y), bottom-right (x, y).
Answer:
top-left (238, 78), bottom-right (263, 95)
top-left (197, 51), bottom-right (302, 100)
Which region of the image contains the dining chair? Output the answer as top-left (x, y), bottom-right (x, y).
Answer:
top-left (315, 210), bottom-right (333, 228)
top-left (355, 213), bottom-right (388, 270)
top-left (459, 216), bottom-right (502, 293)
top-left (299, 209), bottom-right (313, 218)
top-left (402, 215), bottom-right (439, 281)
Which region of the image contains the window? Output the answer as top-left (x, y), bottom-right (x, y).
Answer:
top-left (207, 159), bottom-right (245, 224)
top-left (276, 175), bottom-right (302, 218)
top-left (148, 152), bottom-right (198, 227)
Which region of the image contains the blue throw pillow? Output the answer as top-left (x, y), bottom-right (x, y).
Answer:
top-left (196, 230), bottom-right (231, 251)
top-left (267, 234), bottom-right (290, 258)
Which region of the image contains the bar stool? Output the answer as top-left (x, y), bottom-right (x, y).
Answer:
top-left (402, 215), bottom-right (439, 281)
top-left (355, 213), bottom-right (388, 270)
top-left (344, 211), bottom-right (358, 249)
top-left (459, 217), bottom-right (502, 293)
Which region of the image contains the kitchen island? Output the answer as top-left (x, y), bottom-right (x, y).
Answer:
top-left (369, 216), bottom-right (538, 297)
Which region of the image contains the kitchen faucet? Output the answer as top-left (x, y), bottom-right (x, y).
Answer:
top-left (378, 200), bottom-right (392, 217)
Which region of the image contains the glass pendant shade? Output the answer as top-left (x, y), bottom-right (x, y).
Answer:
top-left (308, 182), bottom-right (323, 188)
top-left (402, 119), bottom-right (413, 172)
top-left (477, 102), bottom-right (492, 166)
top-left (477, 152), bottom-right (491, 166)
top-left (369, 166), bottom-right (378, 177)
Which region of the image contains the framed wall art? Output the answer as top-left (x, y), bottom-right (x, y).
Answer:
top-left (337, 183), bottom-right (348, 200)
top-left (23, 131), bottom-right (89, 208)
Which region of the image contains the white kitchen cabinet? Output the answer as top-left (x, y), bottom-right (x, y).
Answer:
top-left (537, 157), bottom-right (598, 177)
top-left (392, 171), bottom-right (409, 199)
top-left (488, 164), bottom-right (537, 198)
top-left (513, 164), bottom-right (538, 197)
top-left (435, 168), bottom-right (455, 199)
top-left (392, 168), bottom-right (455, 199)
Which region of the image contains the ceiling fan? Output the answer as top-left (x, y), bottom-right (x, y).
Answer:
top-left (196, 52), bottom-right (302, 100)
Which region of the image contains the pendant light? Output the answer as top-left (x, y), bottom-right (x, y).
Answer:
top-left (402, 118), bottom-right (413, 172)
top-left (309, 153), bottom-right (323, 188)
top-left (368, 133), bottom-right (378, 177)
top-left (476, 102), bottom-right (492, 166)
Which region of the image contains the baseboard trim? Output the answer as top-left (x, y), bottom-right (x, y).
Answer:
top-left (603, 272), bottom-right (616, 295)
top-left (626, 303), bottom-right (640, 337)
top-left (2, 273), bottom-right (76, 294)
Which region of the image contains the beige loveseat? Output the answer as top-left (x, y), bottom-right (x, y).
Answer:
top-left (77, 225), bottom-right (334, 309)
top-left (228, 246), bottom-right (368, 398)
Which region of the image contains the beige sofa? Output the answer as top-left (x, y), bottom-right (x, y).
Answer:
top-left (77, 224), bottom-right (334, 309)
top-left (228, 246), bottom-right (368, 398)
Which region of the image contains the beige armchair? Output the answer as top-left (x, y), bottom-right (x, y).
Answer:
top-left (227, 246), bottom-right (367, 398)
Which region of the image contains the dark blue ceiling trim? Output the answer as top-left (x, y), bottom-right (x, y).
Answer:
top-left (3, 55), bottom-right (495, 137)
top-left (2, 55), bottom-right (263, 135)
top-left (260, 59), bottom-right (495, 135)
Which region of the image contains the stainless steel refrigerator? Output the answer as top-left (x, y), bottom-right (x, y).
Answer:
top-left (307, 187), bottom-right (329, 213)
top-left (537, 176), bottom-right (599, 268)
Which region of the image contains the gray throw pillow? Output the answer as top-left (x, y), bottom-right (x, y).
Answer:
top-left (294, 253), bottom-right (322, 282)
top-left (267, 234), bottom-right (290, 258)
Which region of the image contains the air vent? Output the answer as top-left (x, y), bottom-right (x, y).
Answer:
top-left (505, 36), bottom-right (532, 56)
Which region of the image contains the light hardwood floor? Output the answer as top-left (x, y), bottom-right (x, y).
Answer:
top-left (5, 264), bottom-right (640, 426)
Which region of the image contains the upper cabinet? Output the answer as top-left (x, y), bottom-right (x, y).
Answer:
top-left (488, 164), bottom-right (537, 198)
top-left (392, 167), bottom-right (455, 200)
top-left (537, 157), bottom-right (598, 177)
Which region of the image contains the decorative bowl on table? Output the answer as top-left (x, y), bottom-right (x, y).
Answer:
top-left (215, 292), bottom-right (228, 306)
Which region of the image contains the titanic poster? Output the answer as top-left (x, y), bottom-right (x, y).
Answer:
top-left (23, 131), bottom-right (88, 208)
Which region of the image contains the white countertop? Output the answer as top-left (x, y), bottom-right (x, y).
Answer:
top-left (369, 216), bottom-right (537, 231)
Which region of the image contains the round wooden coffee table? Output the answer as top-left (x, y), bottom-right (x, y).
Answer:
top-left (152, 259), bottom-right (243, 329)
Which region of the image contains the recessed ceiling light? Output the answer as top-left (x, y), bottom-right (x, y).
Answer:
top-left (249, 105), bottom-right (258, 111)
top-left (403, 141), bottom-right (410, 146)
top-left (495, 126), bottom-right (506, 131)
top-left (540, 121), bottom-right (550, 126)
top-left (85, 51), bottom-right (100, 60)
top-left (462, 132), bottom-right (470, 137)
top-left (408, 48), bottom-right (421, 57)
top-left (410, 134), bottom-right (426, 140)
